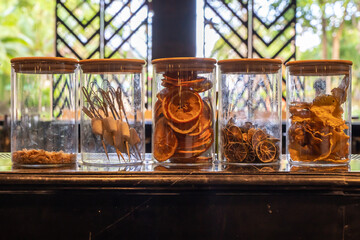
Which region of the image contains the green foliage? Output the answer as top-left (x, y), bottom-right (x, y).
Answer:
top-left (0, 0), bottom-right (54, 114)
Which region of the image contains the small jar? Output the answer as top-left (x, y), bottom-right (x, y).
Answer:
top-left (11, 57), bottom-right (78, 167)
top-left (80, 59), bottom-right (145, 165)
top-left (218, 59), bottom-right (282, 164)
top-left (152, 57), bottom-right (216, 164)
top-left (286, 60), bottom-right (352, 165)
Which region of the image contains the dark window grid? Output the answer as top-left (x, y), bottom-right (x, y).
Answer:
top-left (204, 0), bottom-right (296, 109)
top-left (56, 0), bottom-right (150, 111)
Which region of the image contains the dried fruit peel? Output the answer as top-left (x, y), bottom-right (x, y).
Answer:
top-left (288, 76), bottom-right (350, 163)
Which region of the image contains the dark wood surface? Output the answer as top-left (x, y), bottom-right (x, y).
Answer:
top-left (1, 154), bottom-right (360, 240)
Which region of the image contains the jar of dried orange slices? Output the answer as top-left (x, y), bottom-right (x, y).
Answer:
top-left (11, 57), bottom-right (78, 167)
top-left (80, 59), bottom-right (145, 165)
top-left (218, 59), bottom-right (282, 164)
top-left (152, 57), bottom-right (216, 164)
top-left (286, 60), bottom-right (352, 165)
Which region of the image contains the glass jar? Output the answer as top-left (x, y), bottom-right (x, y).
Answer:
top-left (152, 57), bottom-right (216, 164)
top-left (11, 57), bottom-right (78, 167)
top-left (286, 60), bottom-right (352, 165)
top-left (218, 59), bottom-right (282, 164)
top-left (80, 59), bottom-right (145, 165)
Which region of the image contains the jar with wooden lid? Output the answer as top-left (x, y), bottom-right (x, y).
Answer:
top-left (11, 57), bottom-right (78, 167)
top-left (218, 59), bottom-right (282, 164)
top-left (286, 60), bottom-right (352, 165)
top-left (152, 57), bottom-right (216, 164)
top-left (79, 59), bottom-right (145, 165)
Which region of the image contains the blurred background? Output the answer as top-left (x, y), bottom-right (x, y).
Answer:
top-left (0, 0), bottom-right (360, 152)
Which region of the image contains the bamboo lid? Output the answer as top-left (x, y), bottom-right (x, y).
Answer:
top-left (218, 58), bottom-right (282, 74)
top-left (11, 57), bottom-right (78, 74)
top-left (80, 59), bottom-right (145, 73)
top-left (286, 60), bottom-right (352, 76)
top-left (152, 57), bottom-right (216, 73)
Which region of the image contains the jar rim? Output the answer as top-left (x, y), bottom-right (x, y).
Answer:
top-left (80, 58), bottom-right (145, 73)
top-left (286, 59), bottom-right (353, 66)
top-left (11, 57), bottom-right (78, 74)
top-left (80, 58), bottom-right (145, 65)
top-left (218, 58), bottom-right (282, 74)
top-left (152, 57), bottom-right (216, 73)
top-left (11, 57), bottom-right (78, 64)
top-left (218, 58), bottom-right (282, 65)
top-left (151, 57), bottom-right (217, 65)
top-left (286, 60), bottom-right (352, 76)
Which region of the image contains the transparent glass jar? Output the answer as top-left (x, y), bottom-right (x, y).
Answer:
top-left (11, 57), bottom-right (78, 167)
top-left (152, 57), bottom-right (216, 164)
top-left (80, 59), bottom-right (145, 165)
top-left (218, 59), bottom-right (282, 164)
top-left (286, 60), bottom-right (352, 165)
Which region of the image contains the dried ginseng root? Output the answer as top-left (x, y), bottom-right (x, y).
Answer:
top-left (153, 70), bottom-right (214, 163)
top-left (82, 84), bottom-right (142, 162)
top-left (222, 121), bottom-right (279, 163)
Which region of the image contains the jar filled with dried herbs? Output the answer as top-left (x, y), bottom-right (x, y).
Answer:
top-left (80, 59), bottom-right (145, 165)
top-left (218, 59), bottom-right (282, 164)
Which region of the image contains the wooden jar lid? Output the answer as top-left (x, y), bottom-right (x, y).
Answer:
top-left (218, 58), bottom-right (282, 74)
top-left (286, 60), bottom-right (352, 76)
top-left (80, 59), bottom-right (146, 73)
top-left (11, 57), bottom-right (78, 74)
top-left (152, 57), bottom-right (217, 73)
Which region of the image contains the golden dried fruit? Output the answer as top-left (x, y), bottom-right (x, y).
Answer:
top-left (154, 117), bottom-right (178, 162)
top-left (167, 90), bottom-right (203, 123)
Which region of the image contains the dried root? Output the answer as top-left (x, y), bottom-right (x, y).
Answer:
top-left (82, 83), bottom-right (142, 162)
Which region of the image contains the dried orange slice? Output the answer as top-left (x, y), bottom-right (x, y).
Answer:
top-left (189, 100), bottom-right (211, 136)
top-left (177, 128), bottom-right (213, 150)
top-left (221, 128), bottom-right (229, 146)
top-left (189, 79), bottom-right (213, 92)
top-left (154, 100), bottom-right (163, 120)
top-left (174, 148), bottom-right (207, 158)
top-left (162, 78), bottom-right (206, 87)
top-left (227, 125), bottom-right (243, 142)
top-left (168, 117), bottom-right (199, 134)
top-left (156, 88), bottom-right (172, 102)
top-left (161, 81), bottom-right (177, 89)
top-left (252, 129), bottom-right (267, 148)
top-left (224, 142), bottom-right (248, 163)
top-left (174, 139), bottom-right (212, 158)
top-left (161, 92), bottom-right (172, 120)
top-left (247, 128), bottom-right (256, 144)
top-left (242, 143), bottom-right (256, 163)
top-left (167, 90), bottom-right (203, 123)
top-left (153, 117), bottom-right (178, 162)
top-left (242, 133), bottom-right (248, 142)
top-left (256, 140), bottom-right (277, 163)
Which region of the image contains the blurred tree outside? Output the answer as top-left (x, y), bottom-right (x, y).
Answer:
top-left (0, 0), bottom-right (55, 116)
top-left (296, 0), bottom-right (360, 118)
